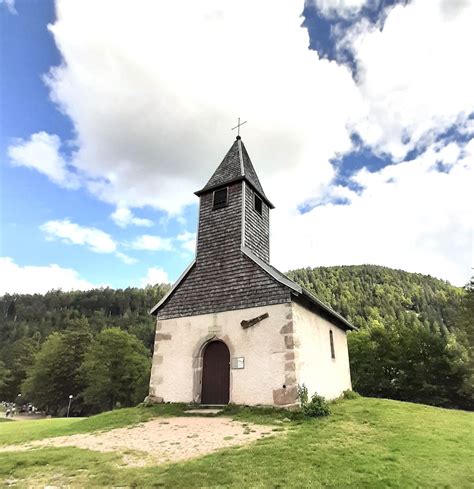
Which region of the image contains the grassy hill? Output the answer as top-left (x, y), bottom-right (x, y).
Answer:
top-left (0, 397), bottom-right (473, 487)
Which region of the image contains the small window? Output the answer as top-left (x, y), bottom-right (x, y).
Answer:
top-left (329, 330), bottom-right (335, 359)
top-left (254, 194), bottom-right (263, 215)
top-left (213, 188), bottom-right (228, 209)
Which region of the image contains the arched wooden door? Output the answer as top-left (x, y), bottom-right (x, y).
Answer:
top-left (201, 341), bottom-right (230, 405)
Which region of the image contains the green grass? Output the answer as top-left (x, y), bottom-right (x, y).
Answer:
top-left (0, 397), bottom-right (472, 488)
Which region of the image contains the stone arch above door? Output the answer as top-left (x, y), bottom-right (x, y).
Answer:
top-left (192, 334), bottom-right (235, 404)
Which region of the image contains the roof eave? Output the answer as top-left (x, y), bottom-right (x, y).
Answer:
top-left (293, 289), bottom-right (357, 331)
top-left (241, 245), bottom-right (300, 292)
top-left (194, 176), bottom-right (245, 197)
top-left (149, 259), bottom-right (197, 316)
top-left (241, 246), bottom-right (356, 331)
top-left (195, 177), bottom-right (275, 209)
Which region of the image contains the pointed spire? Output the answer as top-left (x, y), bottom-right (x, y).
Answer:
top-left (239, 139), bottom-right (265, 196)
top-left (201, 138), bottom-right (242, 191)
top-left (195, 137), bottom-right (273, 207)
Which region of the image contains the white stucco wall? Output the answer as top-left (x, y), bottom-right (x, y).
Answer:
top-left (149, 302), bottom-right (296, 406)
top-left (292, 301), bottom-right (352, 400)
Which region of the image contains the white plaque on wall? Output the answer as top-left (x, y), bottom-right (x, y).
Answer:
top-left (231, 357), bottom-right (245, 369)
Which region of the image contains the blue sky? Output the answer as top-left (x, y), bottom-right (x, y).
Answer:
top-left (1, 0), bottom-right (196, 289)
top-left (0, 0), bottom-right (472, 293)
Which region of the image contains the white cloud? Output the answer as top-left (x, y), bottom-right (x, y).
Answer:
top-left (8, 132), bottom-right (79, 188)
top-left (0, 0), bottom-right (17, 14)
top-left (139, 267), bottom-right (170, 287)
top-left (272, 139), bottom-right (474, 286)
top-left (115, 251), bottom-right (138, 265)
top-left (40, 219), bottom-right (117, 253)
top-left (41, 0), bottom-right (361, 214)
top-left (0, 257), bottom-right (97, 295)
top-left (177, 232), bottom-right (197, 254)
top-left (40, 220), bottom-right (142, 264)
top-left (340, 0), bottom-right (474, 159)
top-left (38, 0), bottom-right (473, 205)
top-left (459, 119), bottom-right (474, 137)
top-left (110, 207), bottom-right (153, 228)
top-left (8, 0), bottom-right (472, 285)
top-left (313, 0), bottom-right (371, 18)
top-left (130, 234), bottom-right (173, 251)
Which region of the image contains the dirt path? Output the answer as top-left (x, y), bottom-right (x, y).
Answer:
top-left (0, 417), bottom-right (277, 467)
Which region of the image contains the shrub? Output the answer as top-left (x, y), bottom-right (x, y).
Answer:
top-left (302, 393), bottom-right (331, 417)
top-left (342, 389), bottom-right (360, 400)
top-left (297, 384), bottom-right (330, 418)
top-left (297, 384), bottom-right (309, 406)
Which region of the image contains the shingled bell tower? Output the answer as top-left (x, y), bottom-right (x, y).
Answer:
top-left (194, 135), bottom-right (274, 264)
top-left (151, 136), bottom-right (290, 320)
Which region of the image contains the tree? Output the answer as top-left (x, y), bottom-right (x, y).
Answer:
top-left (0, 284), bottom-right (168, 358)
top-left (0, 338), bottom-right (38, 401)
top-left (395, 323), bottom-right (472, 408)
top-left (455, 278), bottom-right (474, 345)
top-left (452, 280), bottom-right (474, 408)
top-left (22, 318), bottom-right (92, 414)
top-left (81, 328), bottom-right (151, 412)
top-left (348, 320), bottom-right (473, 410)
top-left (0, 360), bottom-right (11, 392)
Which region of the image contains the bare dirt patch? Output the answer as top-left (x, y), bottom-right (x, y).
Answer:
top-left (0, 417), bottom-right (276, 467)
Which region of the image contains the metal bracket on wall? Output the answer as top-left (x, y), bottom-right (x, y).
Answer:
top-left (241, 312), bottom-right (269, 329)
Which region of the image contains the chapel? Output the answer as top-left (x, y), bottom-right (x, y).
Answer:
top-left (149, 136), bottom-right (355, 406)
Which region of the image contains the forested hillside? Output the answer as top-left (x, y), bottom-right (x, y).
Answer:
top-left (287, 265), bottom-right (462, 332)
top-left (0, 285), bottom-right (169, 350)
top-left (289, 265), bottom-right (473, 410)
top-left (0, 285), bottom-right (169, 407)
top-left (0, 266), bottom-right (472, 412)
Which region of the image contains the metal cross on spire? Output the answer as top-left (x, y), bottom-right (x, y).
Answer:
top-left (231, 117), bottom-right (247, 137)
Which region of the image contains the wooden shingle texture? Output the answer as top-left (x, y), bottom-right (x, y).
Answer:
top-left (156, 180), bottom-right (290, 320)
top-left (244, 184), bottom-right (270, 262)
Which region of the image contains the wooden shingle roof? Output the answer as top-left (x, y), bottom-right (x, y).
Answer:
top-left (150, 246), bottom-right (356, 331)
top-left (241, 246), bottom-right (356, 331)
top-left (195, 137), bottom-right (274, 208)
